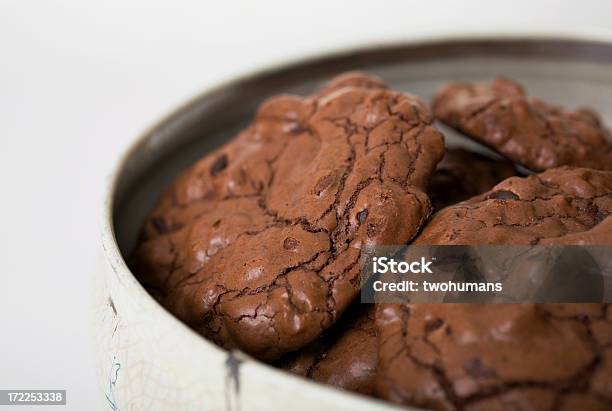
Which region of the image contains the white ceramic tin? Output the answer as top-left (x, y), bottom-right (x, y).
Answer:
top-left (98, 34), bottom-right (612, 411)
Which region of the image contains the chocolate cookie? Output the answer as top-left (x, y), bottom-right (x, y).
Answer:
top-left (131, 72), bottom-right (445, 360)
top-left (279, 305), bottom-right (377, 395)
top-left (415, 166), bottom-right (612, 245)
top-left (376, 303), bottom-right (612, 411)
top-left (432, 77), bottom-right (612, 172)
top-left (375, 167), bottom-right (612, 410)
top-left (429, 148), bottom-right (516, 210)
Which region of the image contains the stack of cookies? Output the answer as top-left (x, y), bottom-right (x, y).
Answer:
top-left (131, 73), bottom-right (612, 411)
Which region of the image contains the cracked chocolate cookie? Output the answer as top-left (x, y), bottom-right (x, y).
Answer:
top-left (415, 166), bottom-right (612, 245)
top-left (376, 303), bottom-right (612, 411)
top-left (279, 305), bottom-right (377, 395)
top-left (375, 167), bottom-right (612, 410)
top-left (131, 72), bottom-right (444, 360)
top-left (432, 77), bottom-right (612, 172)
top-left (429, 148), bottom-right (516, 210)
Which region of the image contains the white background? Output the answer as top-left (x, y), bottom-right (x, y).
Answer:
top-left (1, 1), bottom-right (612, 409)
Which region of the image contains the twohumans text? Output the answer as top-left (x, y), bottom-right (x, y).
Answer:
top-left (372, 256), bottom-right (433, 274)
